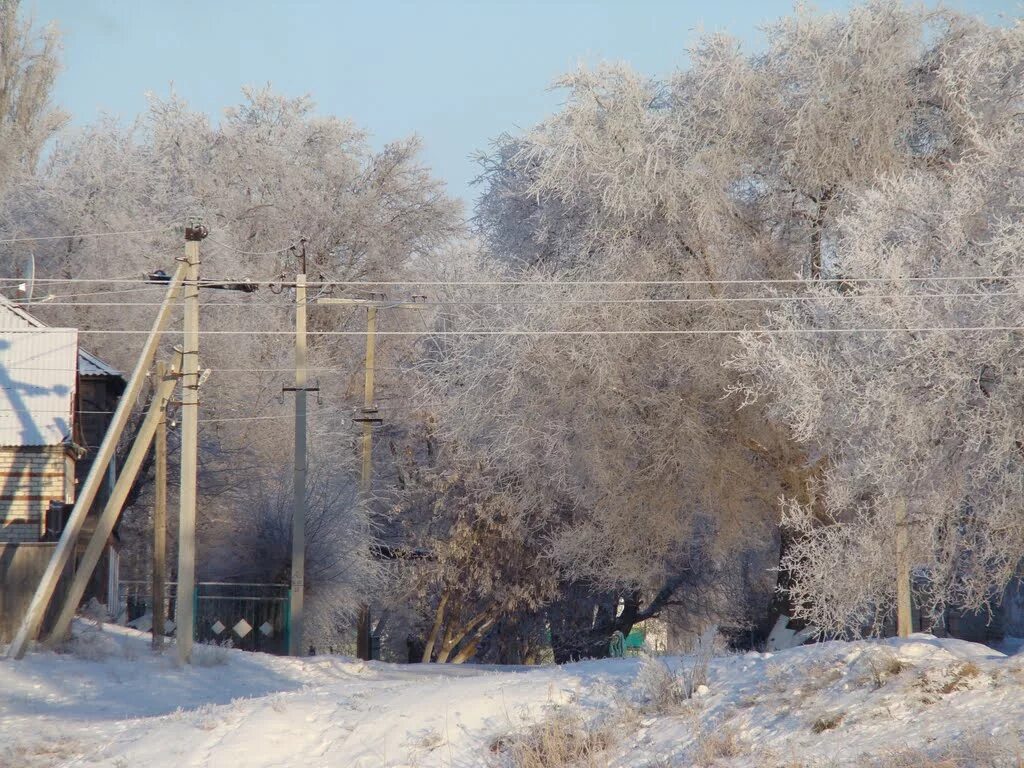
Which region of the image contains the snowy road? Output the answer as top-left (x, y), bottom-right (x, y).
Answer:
top-left (2, 625), bottom-right (592, 767)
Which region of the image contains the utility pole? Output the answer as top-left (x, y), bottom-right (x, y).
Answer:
top-left (44, 353), bottom-right (183, 646)
top-left (895, 496), bottom-right (913, 638)
top-left (7, 263), bottom-right (187, 660)
top-left (177, 221), bottom-right (205, 664)
top-left (283, 241), bottom-right (317, 656)
top-left (152, 361), bottom-right (169, 650)
top-left (318, 294), bottom-right (425, 660)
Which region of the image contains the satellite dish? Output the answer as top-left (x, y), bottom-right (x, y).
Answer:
top-left (16, 253), bottom-right (35, 301)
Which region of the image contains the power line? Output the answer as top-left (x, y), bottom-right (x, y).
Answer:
top-left (0, 408), bottom-right (117, 415)
top-left (0, 365), bottom-right (415, 374)
top-left (5, 326), bottom-right (1024, 337)
top-left (254, 275), bottom-right (1024, 287)
top-left (205, 237), bottom-right (297, 256)
top-left (6, 274), bottom-right (1024, 287)
top-left (9, 291), bottom-right (1024, 308)
top-left (0, 225), bottom-right (177, 244)
top-left (10, 301), bottom-right (283, 308)
top-left (197, 415), bottom-right (292, 424)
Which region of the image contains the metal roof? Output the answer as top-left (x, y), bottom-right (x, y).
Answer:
top-left (0, 327), bottom-right (78, 446)
top-left (0, 295), bottom-right (123, 378)
top-left (0, 296), bottom-right (124, 447)
top-left (78, 347), bottom-right (122, 378)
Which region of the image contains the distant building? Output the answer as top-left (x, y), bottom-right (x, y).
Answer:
top-left (0, 297), bottom-right (126, 642)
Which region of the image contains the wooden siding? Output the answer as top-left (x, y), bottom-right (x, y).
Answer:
top-left (0, 446), bottom-right (71, 541)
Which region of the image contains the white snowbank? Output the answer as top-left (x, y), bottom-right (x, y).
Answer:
top-left (1, 623), bottom-right (1022, 767)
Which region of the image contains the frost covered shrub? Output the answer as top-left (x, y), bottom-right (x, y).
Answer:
top-left (636, 629), bottom-right (720, 712)
top-left (860, 652), bottom-right (913, 689)
top-left (692, 725), bottom-right (746, 766)
top-left (189, 641), bottom-right (232, 668)
top-left (490, 708), bottom-right (614, 768)
top-left (636, 658), bottom-right (686, 712)
top-left (870, 733), bottom-right (1024, 767)
top-left (59, 623), bottom-right (121, 662)
top-left (810, 713), bottom-right (844, 733)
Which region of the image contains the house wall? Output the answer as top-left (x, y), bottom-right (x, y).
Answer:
top-left (0, 445), bottom-right (72, 542)
top-left (0, 542), bottom-right (73, 642)
top-left (75, 376), bottom-right (123, 510)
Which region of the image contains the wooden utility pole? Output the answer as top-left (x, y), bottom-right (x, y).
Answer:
top-left (318, 295), bottom-right (424, 660)
top-left (7, 262), bottom-right (187, 660)
top-left (283, 243), bottom-right (317, 656)
top-left (291, 271), bottom-right (307, 656)
top-left (45, 354), bottom-right (182, 646)
top-left (361, 305), bottom-right (378, 496)
top-left (356, 304), bottom-right (377, 661)
top-left (177, 222), bottom-right (205, 664)
top-left (895, 496), bottom-right (913, 638)
top-left (152, 361), bottom-right (169, 650)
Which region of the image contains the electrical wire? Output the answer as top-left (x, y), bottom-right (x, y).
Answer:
top-left (197, 415), bottom-right (292, 424)
top-left (5, 326), bottom-right (1024, 336)
top-left (205, 237), bottom-right (296, 256)
top-left (10, 291), bottom-right (1024, 308)
top-left (0, 225), bottom-right (177, 244)
top-left (7, 274), bottom-right (1024, 287)
top-left (251, 275), bottom-right (1024, 287)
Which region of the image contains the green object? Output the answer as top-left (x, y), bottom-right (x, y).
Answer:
top-left (609, 630), bottom-right (625, 658)
top-left (624, 627), bottom-right (646, 648)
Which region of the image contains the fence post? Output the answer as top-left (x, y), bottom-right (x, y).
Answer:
top-left (284, 589), bottom-right (291, 656)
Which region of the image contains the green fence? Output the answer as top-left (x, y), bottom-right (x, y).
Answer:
top-left (118, 580), bottom-right (290, 655)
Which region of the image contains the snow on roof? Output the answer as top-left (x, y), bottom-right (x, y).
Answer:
top-left (0, 294), bottom-right (123, 377)
top-left (0, 326), bottom-right (78, 446)
top-left (0, 295), bottom-right (122, 447)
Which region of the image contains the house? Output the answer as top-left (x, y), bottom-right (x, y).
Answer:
top-left (0, 296), bottom-right (126, 642)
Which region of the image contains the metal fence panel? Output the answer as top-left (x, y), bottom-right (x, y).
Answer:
top-left (117, 580), bottom-right (290, 655)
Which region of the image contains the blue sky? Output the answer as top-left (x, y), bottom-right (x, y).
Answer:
top-left (31, 0), bottom-right (1017, 209)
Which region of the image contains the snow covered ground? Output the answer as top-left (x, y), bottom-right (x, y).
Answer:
top-left (2, 622), bottom-right (1022, 767)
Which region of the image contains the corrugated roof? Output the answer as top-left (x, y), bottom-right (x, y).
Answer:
top-left (0, 295), bottom-right (123, 378)
top-left (0, 298), bottom-right (41, 329)
top-left (78, 347), bottom-right (122, 377)
top-left (0, 296), bottom-right (125, 447)
top-left (0, 327), bottom-right (78, 446)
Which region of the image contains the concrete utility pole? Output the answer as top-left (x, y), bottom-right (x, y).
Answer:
top-left (45, 353), bottom-right (183, 646)
top-left (7, 262), bottom-right (187, 660)
top-left (152, 361), bottom-right (169, 650)
top-left (283, 242), bottom-right (317, 656)
top-left (177, 222), bottom-right (206, 664)
top-left (895, 496), bottom-right (913, 638)
top-left (318, 294), bottom-right (425, 660)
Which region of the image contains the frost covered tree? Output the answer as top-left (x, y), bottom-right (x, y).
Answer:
top-left (731, 134), bottom-right (1024, 636)
top-left (0, 87), bottom-right (462, 636)
top-left (391, 443), bottom-right (558, 664)
top-left (439, 1), bottom-right (1024, 652)
top-left (730, 13), bottom-right (1024, 635)
top-left (0, 0), bottom-right (66, 191)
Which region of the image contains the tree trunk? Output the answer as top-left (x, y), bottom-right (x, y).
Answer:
top-left (421, 592), bottom-right (448, 663)
top-left (450, 616), bottom-right (497, 664)
top-left (809, 187), bottom-right (835, 279)
top-left (549, 584), bottom-right (683, 662)
top-left (435, 607), bottom-right (495, 663)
